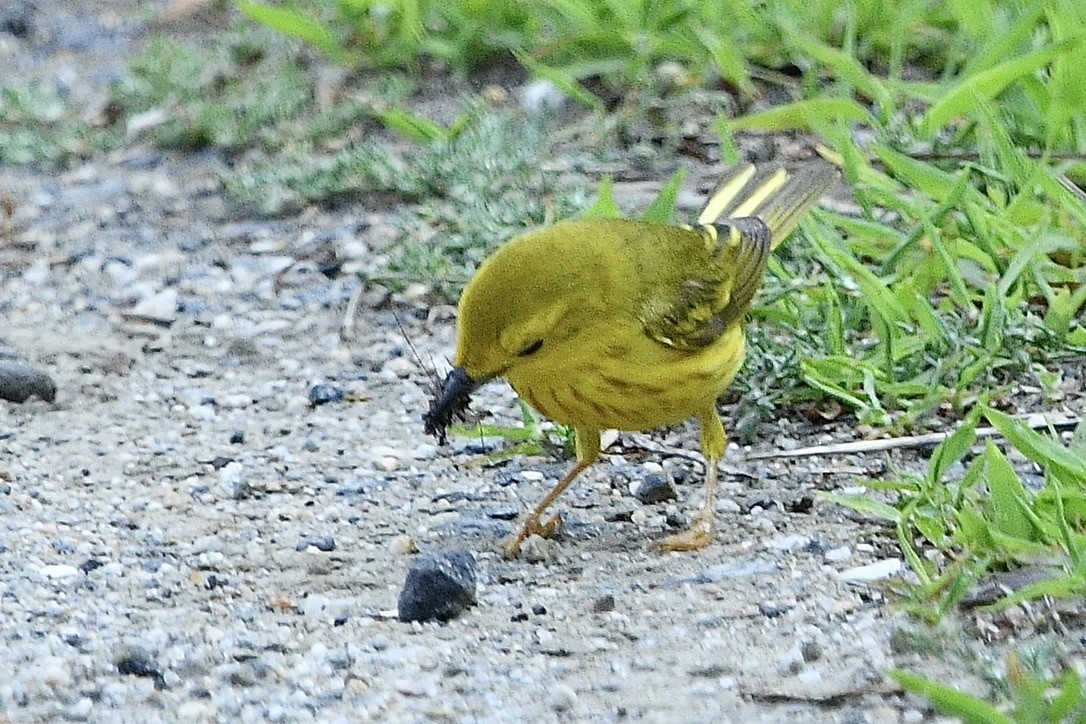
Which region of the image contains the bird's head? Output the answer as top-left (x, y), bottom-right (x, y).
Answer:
top-left (453, 231), bottom-right (575, 382)
top-left (423, 226), bottom-right (582, 442)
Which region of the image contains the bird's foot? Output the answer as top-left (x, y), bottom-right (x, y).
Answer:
top-left (502, 513), bottom-right (563, 558)
top-left (657, 514), bottom-right (714, 552)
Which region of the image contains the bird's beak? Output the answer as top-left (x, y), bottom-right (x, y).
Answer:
top-left (423, 366), bottom-right (483, 444)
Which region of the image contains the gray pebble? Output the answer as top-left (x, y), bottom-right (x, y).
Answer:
top-left (308, 383), bottom-right (344, 406)
top-left (296, 536), bottom-right (335, 552)
top-left (591, 595), bottom-right (616, 613)
top-left (0, 360), bottom-right (56, 403)
top-left (632, 472), bottom-right (678, 504)
top-left (398, 551), bottom-right (477, 623)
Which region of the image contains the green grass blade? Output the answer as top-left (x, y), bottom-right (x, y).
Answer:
top-left (984, 408), bottom-right (1086, 480)
top-left (729, 98), bottom-right (874, 132)
top-left (921, 34), bottom-right (1086, 136)
top-left (580, 175), bottom-right (622, 219)
top-left (640, 168), bottom-right (686, 224)
top-left (238, 1), bottom-right (348, 63)
top-left (889, 669), bottom-right (1014, 724)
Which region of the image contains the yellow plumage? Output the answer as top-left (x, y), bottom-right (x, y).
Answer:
top-left (425, 163), bottom-right (837, 555)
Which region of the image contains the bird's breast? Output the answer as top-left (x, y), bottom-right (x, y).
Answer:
top-left (506, 326), bottom-right (747, 432)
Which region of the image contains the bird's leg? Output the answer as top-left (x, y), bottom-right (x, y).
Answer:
top-left (658, 409), bottom-right (725, 552)
top-left (657, 457), bottom-right (717, 551)
top-left (503, 460), bottom-right (591, 558)
top-left (503, 427), bottom-right (600, 558)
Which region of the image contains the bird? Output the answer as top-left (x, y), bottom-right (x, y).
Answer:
top-left (425, 162), bottom-right (837, 556)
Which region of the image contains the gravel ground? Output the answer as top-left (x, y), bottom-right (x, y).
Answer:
top-left (0, 148), bottom-right (914, 721)
top-left (2, 3), bottom-right (1081, 722)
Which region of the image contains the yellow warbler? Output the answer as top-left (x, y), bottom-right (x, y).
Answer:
top-left (425, 163), bottom-right (837, 556)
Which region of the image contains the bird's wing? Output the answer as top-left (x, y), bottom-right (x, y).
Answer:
top-left (642, 164), bottom-right (837, 351)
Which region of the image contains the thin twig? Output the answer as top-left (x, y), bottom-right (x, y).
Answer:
top-left (340, 281), bottom-right (364, 342)
top-left (744, 411), bottom-right (1080, 461)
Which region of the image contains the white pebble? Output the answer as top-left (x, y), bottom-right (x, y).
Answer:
top-left (375, 456), bottom-right (400, 472)
top-left (549, 683), bottom-right (578, 711)
top-left (40, 564), bottom-right (80, 579)
top-left (838, 558), bottom-right (902, 583)
top-left (824, 546), bottom-right (851, 562)
top-left (765, 534), bottom-right (809, 551)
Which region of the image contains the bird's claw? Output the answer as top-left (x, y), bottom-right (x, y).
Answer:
top-left (502, 513), bottom-right (563, 558)
top-left (657, 516), bottom-right (714, 552)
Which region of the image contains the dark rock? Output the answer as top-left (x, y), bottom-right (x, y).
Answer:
top-left (785, 495), bottom-right (815, 514)
top-left (116, 648), bottom-right (166, 690)
top-left (308, 383), bottom-right (344, 406)
top-left (633, 472), bottom-right (678, 504)
top-left (743, 498), bottom-right (777, 514)
top-left (229, 430), bottom-right (245, 444)
top-left (398, 551), bottom-right (477, 623)
top-left (0, 360), bottom-right (56, 403)
top-left (591, 595), bottom-right (616, 613)
top-left (0, 3), bottom-right (34, 38)
top-left (801, 640), bottom-right (822, 662)
top-left (758, 602), bottom-right (792, 619)
top-left (531, 603), bottom-right (547, 616)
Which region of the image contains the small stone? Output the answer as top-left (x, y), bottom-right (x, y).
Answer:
top-left (633, 472), bottom-right (678, 504)
top-left (296, 536), bottom-right (335, 552)
top-left (777, 645), bottom-right (803, 675)
top-left (390, 535), bottom-right (419, 555)
top-left (376, 456), bottom-right (400, 472)
top-left (591, 595), bottom-right (616, 613)
top-left (521, 79), bottom-right (567, 114)
top-left (398, 551), bottom-right (477, 623)
top-left (128, 289), bottom-right (178, 324)
top-left (116, 648), bottom-right (165, 690)
top-left (178, 702), bottom-right (210, 720)
top-left (40, 564), bottom-right (80, 579)
top-left (531, 604), bottom-right (547, 616)
top-left (800, 640), bottom-right (822, 662)
top-left (218, 462), bottom-right (250, 500)
top-left (401, 283), bottom-right (430, 302)
top-left (66, 697), bottom-right (94, 720)
top-left (0, 360), bottom-right (57, 403)
top-left (308, 383), bottom-right (344, 406)
top-left (519, 534), bottom-right (559, 564)
top-left (717, 498), bottom-right (741, 514)
top-left (765, 534), bottom-right (809, 551)
top-left (549, 683), bottom-right (578, 712)
top-left (759, 602), bottom-right (792, 618)
top-left (411, 444), bottom-right (438, 460)
top-left (796, 668), bottom-right (822, 685)
top-left (381, 356), bottom-right (416, 378)
top-left (824, 546), bottom-right (851, 562)
top-left (838, 558), bottom-right (903, 583)
top-left (669, 559), bottom-right (776, 586)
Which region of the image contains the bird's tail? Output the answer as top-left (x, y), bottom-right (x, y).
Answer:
top-left (697, 163), bottom-right (838, 250)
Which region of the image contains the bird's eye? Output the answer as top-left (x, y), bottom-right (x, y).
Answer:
top-left (517, 340), bottom-right (543, 357)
